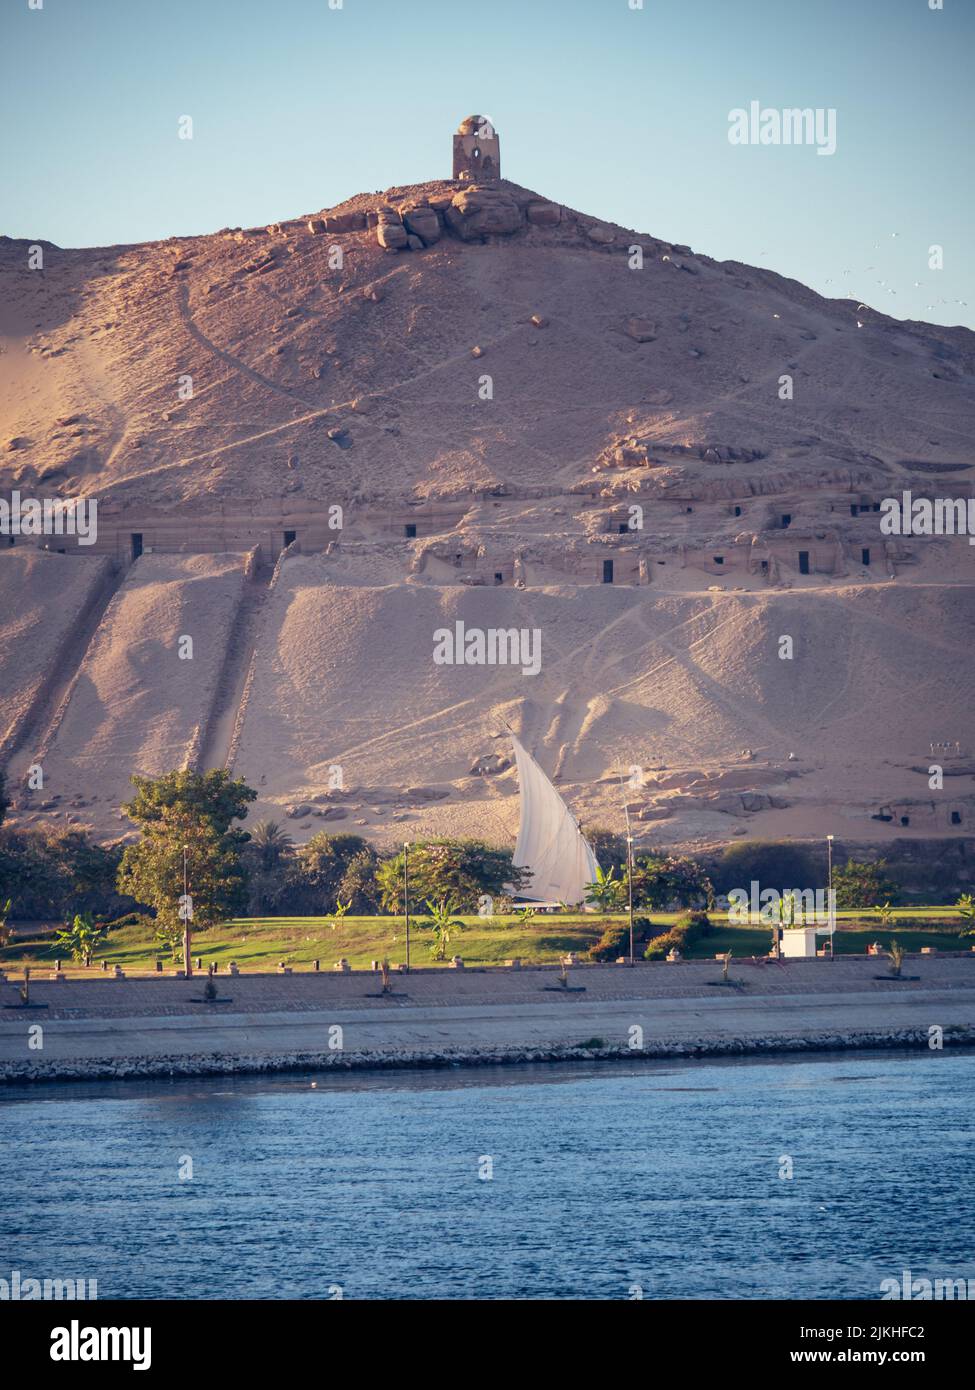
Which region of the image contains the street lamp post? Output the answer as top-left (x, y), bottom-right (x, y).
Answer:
top-left (618, 771), bottom-right (635, 965)
top-left (826, 834), bottom-right (835, 960)
top-left (403, 842), bottom-right (411, 972)
top-left (182, 844), bottom-right (192, 979)
top-left (627, 833), bottom-right (634, 965)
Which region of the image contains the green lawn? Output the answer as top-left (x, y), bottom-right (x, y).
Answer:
top-left (1, 909), bottom-right (969, 975)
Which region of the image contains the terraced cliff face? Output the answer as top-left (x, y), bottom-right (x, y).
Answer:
top-left (1, 174), bottom-right (974, 854)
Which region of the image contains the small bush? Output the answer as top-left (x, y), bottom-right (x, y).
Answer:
top-left (102, 911), bottom-right (154, 931)
top-left (644, 910), bottom-right (713, 961)
top-left (589, 916), bottom-right (657, 961)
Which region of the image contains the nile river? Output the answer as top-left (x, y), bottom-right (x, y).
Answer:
top-left (2, 1051), bottom-right (973, 1299)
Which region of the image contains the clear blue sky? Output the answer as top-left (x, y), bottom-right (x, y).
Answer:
top-left (2, 0), bottom-right (972, 327)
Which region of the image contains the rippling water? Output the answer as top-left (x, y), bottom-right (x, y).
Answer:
top-left (2, 1051), bottom-right (974, 1300)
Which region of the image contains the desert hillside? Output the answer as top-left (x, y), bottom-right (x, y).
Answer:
top-left (2, 144), bottom-right (974, 854)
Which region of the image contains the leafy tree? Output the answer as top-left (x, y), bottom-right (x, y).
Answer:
top-left (630, 853), bottom-right (713, 910)
top-left (377, 840), bottom-right (528, 913)
top-left (0, 827), bottom-right (129, 920)
top-left (957, 893), bottom-right (975, 936)
top-left (712, 840), bottom-right (818, 896)
top-left (298, 833), bottom-right (374, 908)
top-left (336, 846), bottom-right (382, 914)
top-left (0, 828), bottom-right (70, 918)
top-left (53, 912), bottom-right (106, 967)
top-left (833, 859), bottom-right (898, 910)
top-left (123, 768), bottom-right (257, 841)
top-left (47, 830), bottom-right (126, 915)
top-left (118, 772), bottom-right (255, 937)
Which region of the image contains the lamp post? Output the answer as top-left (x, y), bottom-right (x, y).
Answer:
top-left (403, 841), bottom-right (411, 972)
top-left (826, 834), bottom-right (835, 960)
top-left (618, 770), bottom-right (635, 965)
top-left (182, 843), bottom-right (192, 979)
top-left (626, 833), bottom-right (634, 965)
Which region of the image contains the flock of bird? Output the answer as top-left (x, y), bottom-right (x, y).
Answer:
top-left (758, 231), bottom-right (967, 325)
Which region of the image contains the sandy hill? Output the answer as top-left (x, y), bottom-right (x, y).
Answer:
top-left (1, 154), bottom-right (974, 861)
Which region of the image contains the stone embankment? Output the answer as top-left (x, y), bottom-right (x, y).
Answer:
top-left (4, 1024), bottom-right (975, 1085)
top-left (2, 956), bottom-right (973, 1084)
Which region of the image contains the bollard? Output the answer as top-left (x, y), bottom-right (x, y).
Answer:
top-left (154, 959), bottom-right (163, 973)
top-left (313, 959), bottom-right (320, 972)
top-left (101, 960), bottom-right (109, 971)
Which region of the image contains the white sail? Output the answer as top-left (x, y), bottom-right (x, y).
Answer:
top-left (509, 734), bottom-right (600, 907)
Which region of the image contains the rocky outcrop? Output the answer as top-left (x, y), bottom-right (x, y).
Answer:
top-left (376, 212), bottom-right (408, 251)
top-left (444, 187), bottom-right (522, 240)
top-left (526, 201), bottom-right (561, 226)
top-left (324, 210), bottom-right (367, 233)
top-left (402, 204), bottom-right (442, 246)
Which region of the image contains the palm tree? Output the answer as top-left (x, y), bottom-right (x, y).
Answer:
top-left (584, 864), bottom-right (625, 912)
top-left (887, 941), bottom-right (905, 979)
top-left (423, 898), bottom-right (465, 962)
top-left (54, 913), bottom-right (106, 968)
top-left (249, 820), bottom-right (293, 871)
top-left (956, 893), bottom-right (975, 936)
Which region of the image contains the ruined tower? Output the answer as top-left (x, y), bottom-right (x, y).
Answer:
top-left (452, 115), bottom-right (501, 182)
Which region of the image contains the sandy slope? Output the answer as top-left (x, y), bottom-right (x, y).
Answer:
top-left (229, 557), bottom-right (974, 852)
top-left (2, 178), bottom-right (973, 511)
top-left (1, 174), bottom-right (973, 853)
top-left (0, 549), bottom-right (112, 755)
top-left (19, 554), bottom-right (246, 830)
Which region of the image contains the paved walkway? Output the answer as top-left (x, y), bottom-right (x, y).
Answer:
top-left (1, 976), bottom-right (973, 1065)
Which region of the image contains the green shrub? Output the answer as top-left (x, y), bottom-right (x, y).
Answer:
top-left (589, 916), bottom-right (657, 961)
top-left (644, 910), bottom-right (713, 960)
top-left (102, 911), bottom-right (154, 931)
